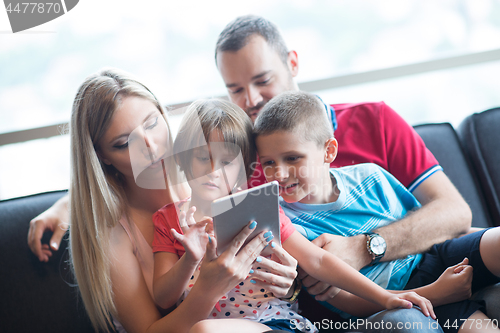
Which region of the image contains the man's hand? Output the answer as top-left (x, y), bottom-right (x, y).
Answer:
top-left (27, 195), bottom-right (69, 262)
top-left (312, 233), bottom-right (371, 270)
top-left (297, 233), bottom-right (371, 300)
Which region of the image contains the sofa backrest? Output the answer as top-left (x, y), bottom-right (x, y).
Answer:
top-left (414, 123), bottom-right (493, 228)
top-left (0, 191), bottom-right (94, 333)
top-left (458, 107), bottom-right (500, 226)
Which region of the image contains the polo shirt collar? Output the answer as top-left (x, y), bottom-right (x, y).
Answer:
top-left (316, 95), bottom-right (338, 131)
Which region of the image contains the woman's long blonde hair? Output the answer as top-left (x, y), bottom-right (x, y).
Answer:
top-left (69, 68), bottom-right (176, 332)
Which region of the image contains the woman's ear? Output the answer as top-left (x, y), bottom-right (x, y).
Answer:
top-left (324, 138), bottom-right (338, 163)
top-left (96, 149), bottom-right (112, 165)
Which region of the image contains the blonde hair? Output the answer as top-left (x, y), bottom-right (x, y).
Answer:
top-left (174, 99), bottom-right (255, 188)
top-left (69, 68), bottom-right (177, 332)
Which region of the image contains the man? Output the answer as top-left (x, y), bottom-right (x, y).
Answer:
top-left (213, 15), bottom-right (481, 331)
top-left (215, 14), bottom-right (470, 276)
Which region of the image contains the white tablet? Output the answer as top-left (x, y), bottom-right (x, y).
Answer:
top-left (212, 181), bottom-right (280, 257)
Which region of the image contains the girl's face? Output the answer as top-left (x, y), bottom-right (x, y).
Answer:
top-left (187, 131), bottom-right (245, 203)
top-left (98, 96), bottom-right (171, 187)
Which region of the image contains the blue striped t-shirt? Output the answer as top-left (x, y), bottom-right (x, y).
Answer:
top-left (280, 163), bottom-right (423, 317)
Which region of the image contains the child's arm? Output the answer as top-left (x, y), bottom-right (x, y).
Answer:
top-left (153, 209), bottom-right (210, 309)
top-left (153, 251), bottom-right (200, 309)
top-left (283, 231), bottom-right (435, 318)
top-left (324, 258), bottom-right (472, 317)
top-left (395, 258), bottom-right (472, 307)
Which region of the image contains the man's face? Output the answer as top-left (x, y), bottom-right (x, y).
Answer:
top-left (217, 35), bottom-right (298, 123)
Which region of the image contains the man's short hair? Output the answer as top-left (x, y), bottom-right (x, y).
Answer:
top-left (253, 91), bottom-right (334, 147)
top-left (215, 15), bottom-right (289, 65)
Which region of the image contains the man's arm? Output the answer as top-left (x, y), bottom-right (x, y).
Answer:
top-left (376, 170), bottom-right (471, 262)
top-left (311, 171), bottom-right (471, 272)
top-left (28, 194), bottom-right (69, 262)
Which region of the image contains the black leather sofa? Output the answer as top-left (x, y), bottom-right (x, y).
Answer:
top-left (1, 107), bottom-right (499, 333)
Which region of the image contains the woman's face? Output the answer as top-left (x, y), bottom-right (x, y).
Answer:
top-left (98, 96), bottom-right (171, 187)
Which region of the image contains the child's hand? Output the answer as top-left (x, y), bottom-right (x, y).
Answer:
top-left (385, 292), bottom-right (436, 319)
top-left (426, 258), bottom-right (473, 306)
top-left (171, 206), bottom-right (211, 264)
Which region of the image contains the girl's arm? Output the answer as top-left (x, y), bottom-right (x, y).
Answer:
top-left (111, 223), bottom-right (212, 333)
top-left (153, 251), bottom-right (199, 309)
top-left (111, 219), bottom-right (271, 333)
top-left (153, 215), bottom-right (210, 309)
top-left (283, 231), bottom-right (435, 318)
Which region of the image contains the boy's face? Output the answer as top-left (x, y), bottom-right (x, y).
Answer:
top-left (256, 130), bottom-right (337, 204)
top-left (187, 131), bottom-right (244, 202)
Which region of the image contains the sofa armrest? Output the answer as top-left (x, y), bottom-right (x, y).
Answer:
top-left (0, 190), bottom-right (93, 333)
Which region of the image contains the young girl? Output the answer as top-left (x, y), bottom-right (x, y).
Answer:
top-left (151, 99), bottom-right (439, 333)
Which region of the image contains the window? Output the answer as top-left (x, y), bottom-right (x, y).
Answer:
top-left (1, 0), bottom-right (500, 199)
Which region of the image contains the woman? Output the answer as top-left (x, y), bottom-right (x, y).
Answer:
top-left (63, 68), bottom-right (296, 333)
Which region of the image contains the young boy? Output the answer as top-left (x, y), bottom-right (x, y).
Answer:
top-left (253, 91), bottom-right (500, 333)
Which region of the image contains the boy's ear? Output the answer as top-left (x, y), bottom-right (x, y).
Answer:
top-left (287, 50), bottom-right (299, 77)
top-left (324, 138), bottom-right (338, 163)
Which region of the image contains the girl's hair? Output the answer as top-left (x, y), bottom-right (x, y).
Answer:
top-left (69, 68), bottom-right (177, 332)
top-left (174, 99), bottom-right (256, 188)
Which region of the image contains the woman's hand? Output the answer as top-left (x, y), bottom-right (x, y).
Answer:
top-left (385, 291), bottom-right (436, 320)
top-left (171, 206), bottom-right (211, 263)
top-left (248, 241), bottom-right (298, 298)
top-left (27, 195), bottom-right (69, 262)
top-left (196, 221), bottom-right (271, 297)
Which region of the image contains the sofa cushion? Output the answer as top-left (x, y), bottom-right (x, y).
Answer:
top-left (0, 191), bottom-right (93, 333)
top-left (458, 108), bottom-right (500, 226)
top-left (414, 123), bottom-right (492, 228)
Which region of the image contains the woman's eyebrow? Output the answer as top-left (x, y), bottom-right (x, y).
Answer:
top-left (109, 110), bottom-right (159, 143)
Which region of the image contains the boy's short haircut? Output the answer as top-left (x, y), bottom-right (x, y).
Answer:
top-left (174, 99), bottom-right (256, 186)
top-left (215, 15), bottom-right (289, 66)
top-left (253, 91), bottom-right (334, 146)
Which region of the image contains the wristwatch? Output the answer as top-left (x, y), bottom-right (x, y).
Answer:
top-left (364, 232), bottom-right (386, 265)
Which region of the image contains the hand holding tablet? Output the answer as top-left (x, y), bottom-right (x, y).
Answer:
top-left (212, 181), bottom-right (281, 257)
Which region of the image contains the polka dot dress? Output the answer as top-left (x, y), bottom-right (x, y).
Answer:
top-left (180, 265), bottom-right (316, 332)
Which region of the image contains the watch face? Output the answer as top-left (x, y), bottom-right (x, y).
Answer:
top-left (370, 235), bottom-right (387, 256)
